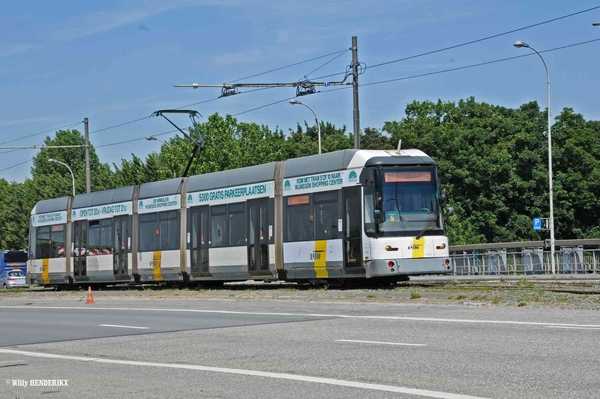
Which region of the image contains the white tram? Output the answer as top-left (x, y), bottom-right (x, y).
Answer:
top-left (28, 149), bottom-right (453, 287)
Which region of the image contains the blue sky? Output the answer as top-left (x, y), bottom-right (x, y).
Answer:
top-left (1, 0), bottom-right (599, 183)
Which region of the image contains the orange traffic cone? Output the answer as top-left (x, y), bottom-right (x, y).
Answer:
top-left (86, 286), bottom-right (95, 304)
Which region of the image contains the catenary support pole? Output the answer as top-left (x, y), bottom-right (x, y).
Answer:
top-left (352, 36), bottom-right (360, 149)
top-left (84, 118), bottom-right (91, 193)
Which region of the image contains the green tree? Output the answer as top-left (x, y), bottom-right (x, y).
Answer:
top-left (383, 97), bottom-right (555, 244)
top-left (113, 153), bottom-right (160, 186)
top-left (287, 121), bottom-right (352, 158)
top-left (360, 127), bottom-right (392, 150)
top-left (551, 108), bottom-right (600, 239)
top-left (32, 129), bottom-right (115, 197)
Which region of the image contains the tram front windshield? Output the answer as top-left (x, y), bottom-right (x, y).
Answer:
top-left (365, 166), bottom-right (443, 238)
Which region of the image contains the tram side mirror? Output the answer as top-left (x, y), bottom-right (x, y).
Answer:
top-left (439, 190), bottom-right (448, 208)
top-left (445, 207), bottom-right (454, 217)
top-left (374, 209), bottom-right (383, 222)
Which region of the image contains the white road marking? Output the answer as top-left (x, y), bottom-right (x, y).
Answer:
top-left (544, 326), bottom-right (600, 330)
top-left (336, 339), bottom-right (425, 346)
top-left (99, 324), bottom-right (149, 330)
top-left (0, 348), bottom-right (487, 399)
top-left (2, 305), bottom-right (600, 329)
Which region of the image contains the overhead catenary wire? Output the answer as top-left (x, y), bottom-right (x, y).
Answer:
top-left (304, 49), bottom-right (350, 79)
top-left (95, 129), bottom-right (180, 148)
top-left (361, 37), bottom-right (600, 87)
top-left (229, 38), bottom-right (600, 117)
top-left (0, 121), bottom-right (82, 156)
top-left (3, 37), bottom-right (599, 158)
top-left (0, 158), bottom-right (34, 173)
top-left (0, 145), bottom-right (87, 149)
top-left (229, 49), bottom-right (348, 83)
top-left (310, 5), bottom-right (600, 81)
top-left (4, 9), bottom-right (600, 171)
top-left (4, 7), bottom-right (597, 146)
top-left (0, 120), bottom-right (82, 146)
top-left (38, 6), bottom-right (599, 144)
top-left (87, 50), bottom-right (352, 135)
top-left (367, 5), bottom-right (600, 70)
top-left (1, 71), bottom-right (312, 166)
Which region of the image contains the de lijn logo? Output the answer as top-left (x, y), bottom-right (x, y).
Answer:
top-left (348, 170), bottom-right (358, 183)
top-left (283, 180), bottom-right (291, 191)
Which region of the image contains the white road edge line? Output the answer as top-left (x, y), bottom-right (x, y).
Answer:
top-left (336, 339), bottom-right (425, 346)
top-left (0, 348), bottom-right (487, 399)
top-left (2, 305), bottom-right (600, 329)
top-left (544, 326), bottom-right (600, 330)
top-left (99, 324), bottom-right (149, 330)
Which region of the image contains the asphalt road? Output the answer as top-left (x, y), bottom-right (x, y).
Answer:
top-left (1, 299), bottom-right (599, 399)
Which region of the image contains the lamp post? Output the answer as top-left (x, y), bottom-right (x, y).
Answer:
top-left (146, 136), bottom-right (172, 149)
top-left (514, 40), bottom-right (556, 274)
top-left (49, 158), bottom-right (75, 197)
top-left (593, 22), bottom-right (600, 26)
top-left (289, 99), bottom-right (321, 154)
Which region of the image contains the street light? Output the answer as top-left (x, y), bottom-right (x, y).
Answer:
top-left (514, 40), bottom-right (556, 274)
top-left (49, 158), bottom-right (75, 197)
top-left (289, 99), bottom-right (321, 154)
top-left (146, 136), bottom-right (172, 149)
top-left (593, 22), bottom-right (600, 26)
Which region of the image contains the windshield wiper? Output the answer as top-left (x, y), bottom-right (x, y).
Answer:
top-left (415, 209), bottom-right (441, 240)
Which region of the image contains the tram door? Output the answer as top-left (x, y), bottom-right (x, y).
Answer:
top-left (342, 187), bottom-right (364, 275)
top-left (113, 216), bottom-right (128, 276)
top-left (247, 199), bottom-right (269, 276)
top-left (190, 206), bottom-right (210, 277)
top-left (72, 221), bottom-right (87, 279)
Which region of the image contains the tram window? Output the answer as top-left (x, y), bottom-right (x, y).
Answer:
top-left (190, 210), bottom-right (199, 249)
top-left (314, 191), bottom-right (338, 240)
top-left (88, 221), bottom-right (100, 255)
top-left (159, 211), bottom-right (180, 250)
top-left (139, 213), bottom-right (158, 252)
top-left (286, 195), bottom-right (311, 242)
top-left (36, 226), bottom-right (51, 259)
top-left (50, 225), bottom-right (65, 258)
top-left (228, 203), bottom-right (245, 246)
top-left (139, 211), bottom-right (179, 251)
top-left (100, 219), bottom-right (113, 253)
top-left (29, 227), bottom-right (37, 260)
top-left (364, 187), bottom-right (375, 235)
top-left (211, 205), bottom-right (228, 247)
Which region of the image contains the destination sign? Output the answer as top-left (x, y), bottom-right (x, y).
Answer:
top-left (31, 211), bottom-right (67, 227)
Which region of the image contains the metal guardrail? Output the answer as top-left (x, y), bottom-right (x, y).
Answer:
top-left (449, 247), bottom-right (599, 276)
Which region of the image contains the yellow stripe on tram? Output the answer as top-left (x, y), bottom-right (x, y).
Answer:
top-left (412, 237), bottom-right (425, 259)
top-left (314, 240), bottom-right (328, 278)
top-left (152, 251), bottom-right (163, 281)
top-left (42, 258), bottom-right (49, 284)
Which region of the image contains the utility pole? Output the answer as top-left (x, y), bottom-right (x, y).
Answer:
top-left (351, 36), bottom-right (360, 149)
top-left (84, 118), bottom-right (91, 193)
